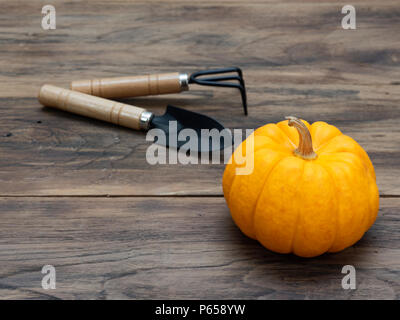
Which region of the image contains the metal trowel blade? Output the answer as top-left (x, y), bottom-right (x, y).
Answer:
top-left (149, 105), bottom-right (231, 152)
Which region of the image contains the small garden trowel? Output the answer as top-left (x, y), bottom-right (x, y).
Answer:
top-left (38, 85), bottom-right (229, 152)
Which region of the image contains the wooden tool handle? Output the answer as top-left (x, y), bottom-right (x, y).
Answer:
top-left (70, 72), bottom-right (188, 98)
top-left (38, 85), bottom-right (147, 130)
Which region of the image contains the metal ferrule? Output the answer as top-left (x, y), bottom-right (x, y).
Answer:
top-left (139, 111), bottom-right (154, 131)
top-left (179, 73), bottom-right (189, 91)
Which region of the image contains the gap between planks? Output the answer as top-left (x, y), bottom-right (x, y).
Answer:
top-left (0, 194), bottom-right (224, 198)
top-left (0, 194), bottom-right (398, 198)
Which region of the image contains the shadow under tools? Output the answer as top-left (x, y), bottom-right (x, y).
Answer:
top-left (41, 106), bottom-right (233, 156)
top-left (114, 94), bottom-right (214, 114)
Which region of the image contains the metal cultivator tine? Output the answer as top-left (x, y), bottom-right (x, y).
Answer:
top-left (189, 67), bottom-right (248, 115)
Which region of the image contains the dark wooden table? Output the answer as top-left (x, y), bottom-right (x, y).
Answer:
top-left (1, 0), bottom-right (399, 299)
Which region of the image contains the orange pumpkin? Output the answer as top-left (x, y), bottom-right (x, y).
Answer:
top-left (223, 117), bottom-right (379, 257)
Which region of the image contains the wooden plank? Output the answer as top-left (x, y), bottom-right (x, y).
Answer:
top-left (1, 85), bottom-right (399, 196)
top-left (0, 197), bottom-right (398, 299)
top-left (0, 1), bottom-right (399, 196)
top-left (1, 0), bottom-right (400, 98)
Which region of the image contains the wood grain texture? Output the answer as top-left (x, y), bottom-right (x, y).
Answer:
top-left (0, 0), bottom-right (399, 300)
top-left (0, 197), bottom-right (399, 300)
top-left (0, 0), bottom-right (399, 196)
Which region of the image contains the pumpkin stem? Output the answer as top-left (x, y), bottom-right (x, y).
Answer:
top-left (286, 116), bottom-right (317, 160)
